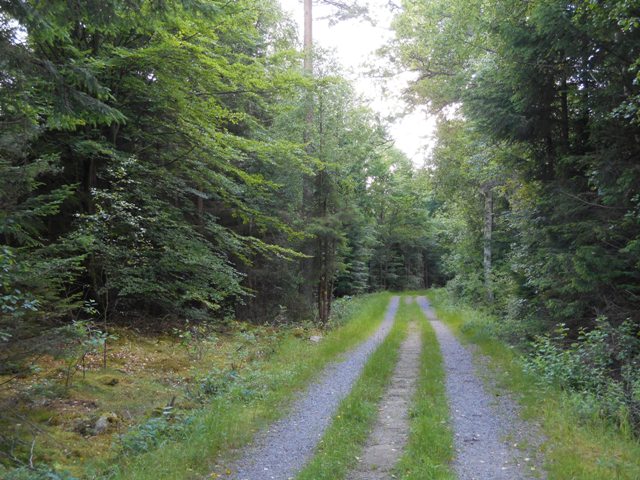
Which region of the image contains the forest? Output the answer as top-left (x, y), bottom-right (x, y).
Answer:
top-left (1, 0), bottom-right (640, 478)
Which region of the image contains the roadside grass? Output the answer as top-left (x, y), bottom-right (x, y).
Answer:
top-left (394, 301), bottom-right (455, 480)
top-left (295, 297), bottom-right (408, 480)
top-left (427, 288), bottom-right (640, 480)
top-left (101, 292), bottom-right (393, 480)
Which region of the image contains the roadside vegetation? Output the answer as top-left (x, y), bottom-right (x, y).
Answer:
top-left (0, 293), bottom-right (390, 480)
top-left (295, 298), bottom-right (408, 480)
top-left (428, 289), bottom-right (640, 480)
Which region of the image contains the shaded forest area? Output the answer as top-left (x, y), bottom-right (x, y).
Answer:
top-left (1, 0), bottom-right (439, 371)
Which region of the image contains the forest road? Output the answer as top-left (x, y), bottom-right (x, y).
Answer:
top-left (417, 296), bottom-right (546, 480)
top-left (221, 296), bottom-right (400, 480)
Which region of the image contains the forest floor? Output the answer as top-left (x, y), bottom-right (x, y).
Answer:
top-left (0, 320), bottom-right (302, 476)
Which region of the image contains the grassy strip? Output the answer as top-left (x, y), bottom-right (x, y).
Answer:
top-left (295, 298), bottom-right (408, 480)
top-left (102, 292), bottom-right (392, 480)
top-left (427, 289), bottom-right (640, 480)
top-left (394, 300), bottom-right (455, 480)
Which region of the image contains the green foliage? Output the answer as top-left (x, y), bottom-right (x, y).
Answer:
top-left (525, 318), bottom-right (640, 431)
top-left (118, 412), bottom-right (193, 456)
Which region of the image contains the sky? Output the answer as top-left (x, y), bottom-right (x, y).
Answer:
top-left (278, 0), bottom-right (437, 166)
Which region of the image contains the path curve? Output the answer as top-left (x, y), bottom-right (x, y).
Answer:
top-left (417, 296), bottom-right (544, 480)
top-left (347, 320), bottom-right (422, 480)
top-left (225, 296), bottom-right (400, 480)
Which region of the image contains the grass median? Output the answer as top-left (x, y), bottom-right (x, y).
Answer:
top-left (394, 300), bottom-right (455, 480)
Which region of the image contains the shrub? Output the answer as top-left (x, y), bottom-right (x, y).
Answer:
top-left (328, 295), bottom-right (357, 328)
top-left (524, 318), bottom-right (640, 433)
top-left (117, 411), bottom-right (192, 456)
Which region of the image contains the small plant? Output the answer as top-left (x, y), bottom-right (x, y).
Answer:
top-left (117, 408), bottom-right (191, 456)
top-left (172, 320), bottom-right (215, 361)
top-left (524, 318), bottom-right (640, 433)
top-left (2, 466), bottom-right (78, 480)
top-left (328, 295), bottom-right (356, 328)
top-left (55, 321), bottom-right (116, 388)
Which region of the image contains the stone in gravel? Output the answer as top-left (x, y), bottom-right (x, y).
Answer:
top-left (221, 296), bottom-right (401, 480)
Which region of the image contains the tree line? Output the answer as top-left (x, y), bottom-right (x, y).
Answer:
top-left (0, 0), bottom-right (440, 375)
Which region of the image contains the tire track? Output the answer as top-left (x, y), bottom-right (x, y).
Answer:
top-left (417, 296), bottom-right (544, 480)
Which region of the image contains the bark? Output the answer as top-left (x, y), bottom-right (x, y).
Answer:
top-left (560, 75), bottom-right (569, 152)
top-left (304, 0), bottom-right (313, 75)
top-left (423, 251), bottom-right (429, 288)
top-left (483, 187), bottom-right (494, 302)
top-left (300, 0), bottom-right (315, 311)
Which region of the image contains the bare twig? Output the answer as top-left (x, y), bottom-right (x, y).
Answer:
top-left (29, 437), bottom-right (35, 469)
top-left (557, 189), bottom-right (626, 210)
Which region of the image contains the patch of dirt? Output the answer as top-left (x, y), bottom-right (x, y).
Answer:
top-left (347, 320), bottom-right (422, 480)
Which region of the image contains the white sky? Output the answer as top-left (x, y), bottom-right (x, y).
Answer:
top-left (278, 0), bottom-right (436, 166)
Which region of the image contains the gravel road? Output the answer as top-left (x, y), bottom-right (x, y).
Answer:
top-left (417, 296), bottom-right (544, 480)
top-left (224, 296), bottom-right (400, 480)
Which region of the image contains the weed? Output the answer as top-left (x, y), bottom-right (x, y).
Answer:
top-left (2, 465), bottom-right (78, 480)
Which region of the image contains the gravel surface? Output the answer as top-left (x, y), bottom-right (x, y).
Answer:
top-left (347, 320), bottom-right (422, 480)
top-left (224, 296), bottom-right (400, 480)
top-left (417, 296), bottom-right (545, 480)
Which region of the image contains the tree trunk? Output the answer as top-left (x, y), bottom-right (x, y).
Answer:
top-left (304, 0), bottom-right (313, 75)
top-left (423, 251), bottom-right (429, 288)
top-left (300, 0), bottom-right (315, 313)
top-left (483, 187), bottom-right (493, 302)
top-left (560, 75), bottom-right (569, 152)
